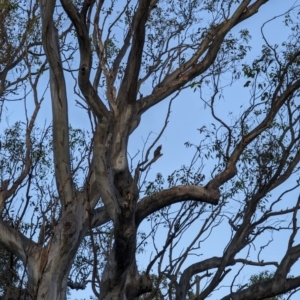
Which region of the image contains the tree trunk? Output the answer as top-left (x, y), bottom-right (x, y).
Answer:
top-left (26, 203), bottom-right (89, 300)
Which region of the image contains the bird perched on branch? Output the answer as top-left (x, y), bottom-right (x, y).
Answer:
top-left (154, 145), bottom-right (162, 158)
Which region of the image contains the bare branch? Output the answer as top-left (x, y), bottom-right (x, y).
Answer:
top-left (136, 186), bottom-right (219, 225)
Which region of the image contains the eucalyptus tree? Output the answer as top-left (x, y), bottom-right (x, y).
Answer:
top-left (0, 0), bottom-right (42, 118)
top-left (0, 1), bottom-right (300, 300)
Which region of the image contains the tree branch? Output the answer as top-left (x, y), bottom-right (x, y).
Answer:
top-left (40, 0), bottom-right (74, 206)
top-left (117, 0), bottom-right (152, 107)
top-left (221, 276), bottom-right (300, 300)
top-left (60, 0), bottom-right (109, 120)
top-left (0, 219), bottom-right (37, 263)
top-left (136, 185), bottom-right (219, 225)
top-left (138, 0), bottom-right (268, 114)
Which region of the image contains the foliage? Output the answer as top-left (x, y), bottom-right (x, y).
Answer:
top-left (248, 271), bottom-right (281, 300)
top-left (0, 244), bottom-right (21, 298)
